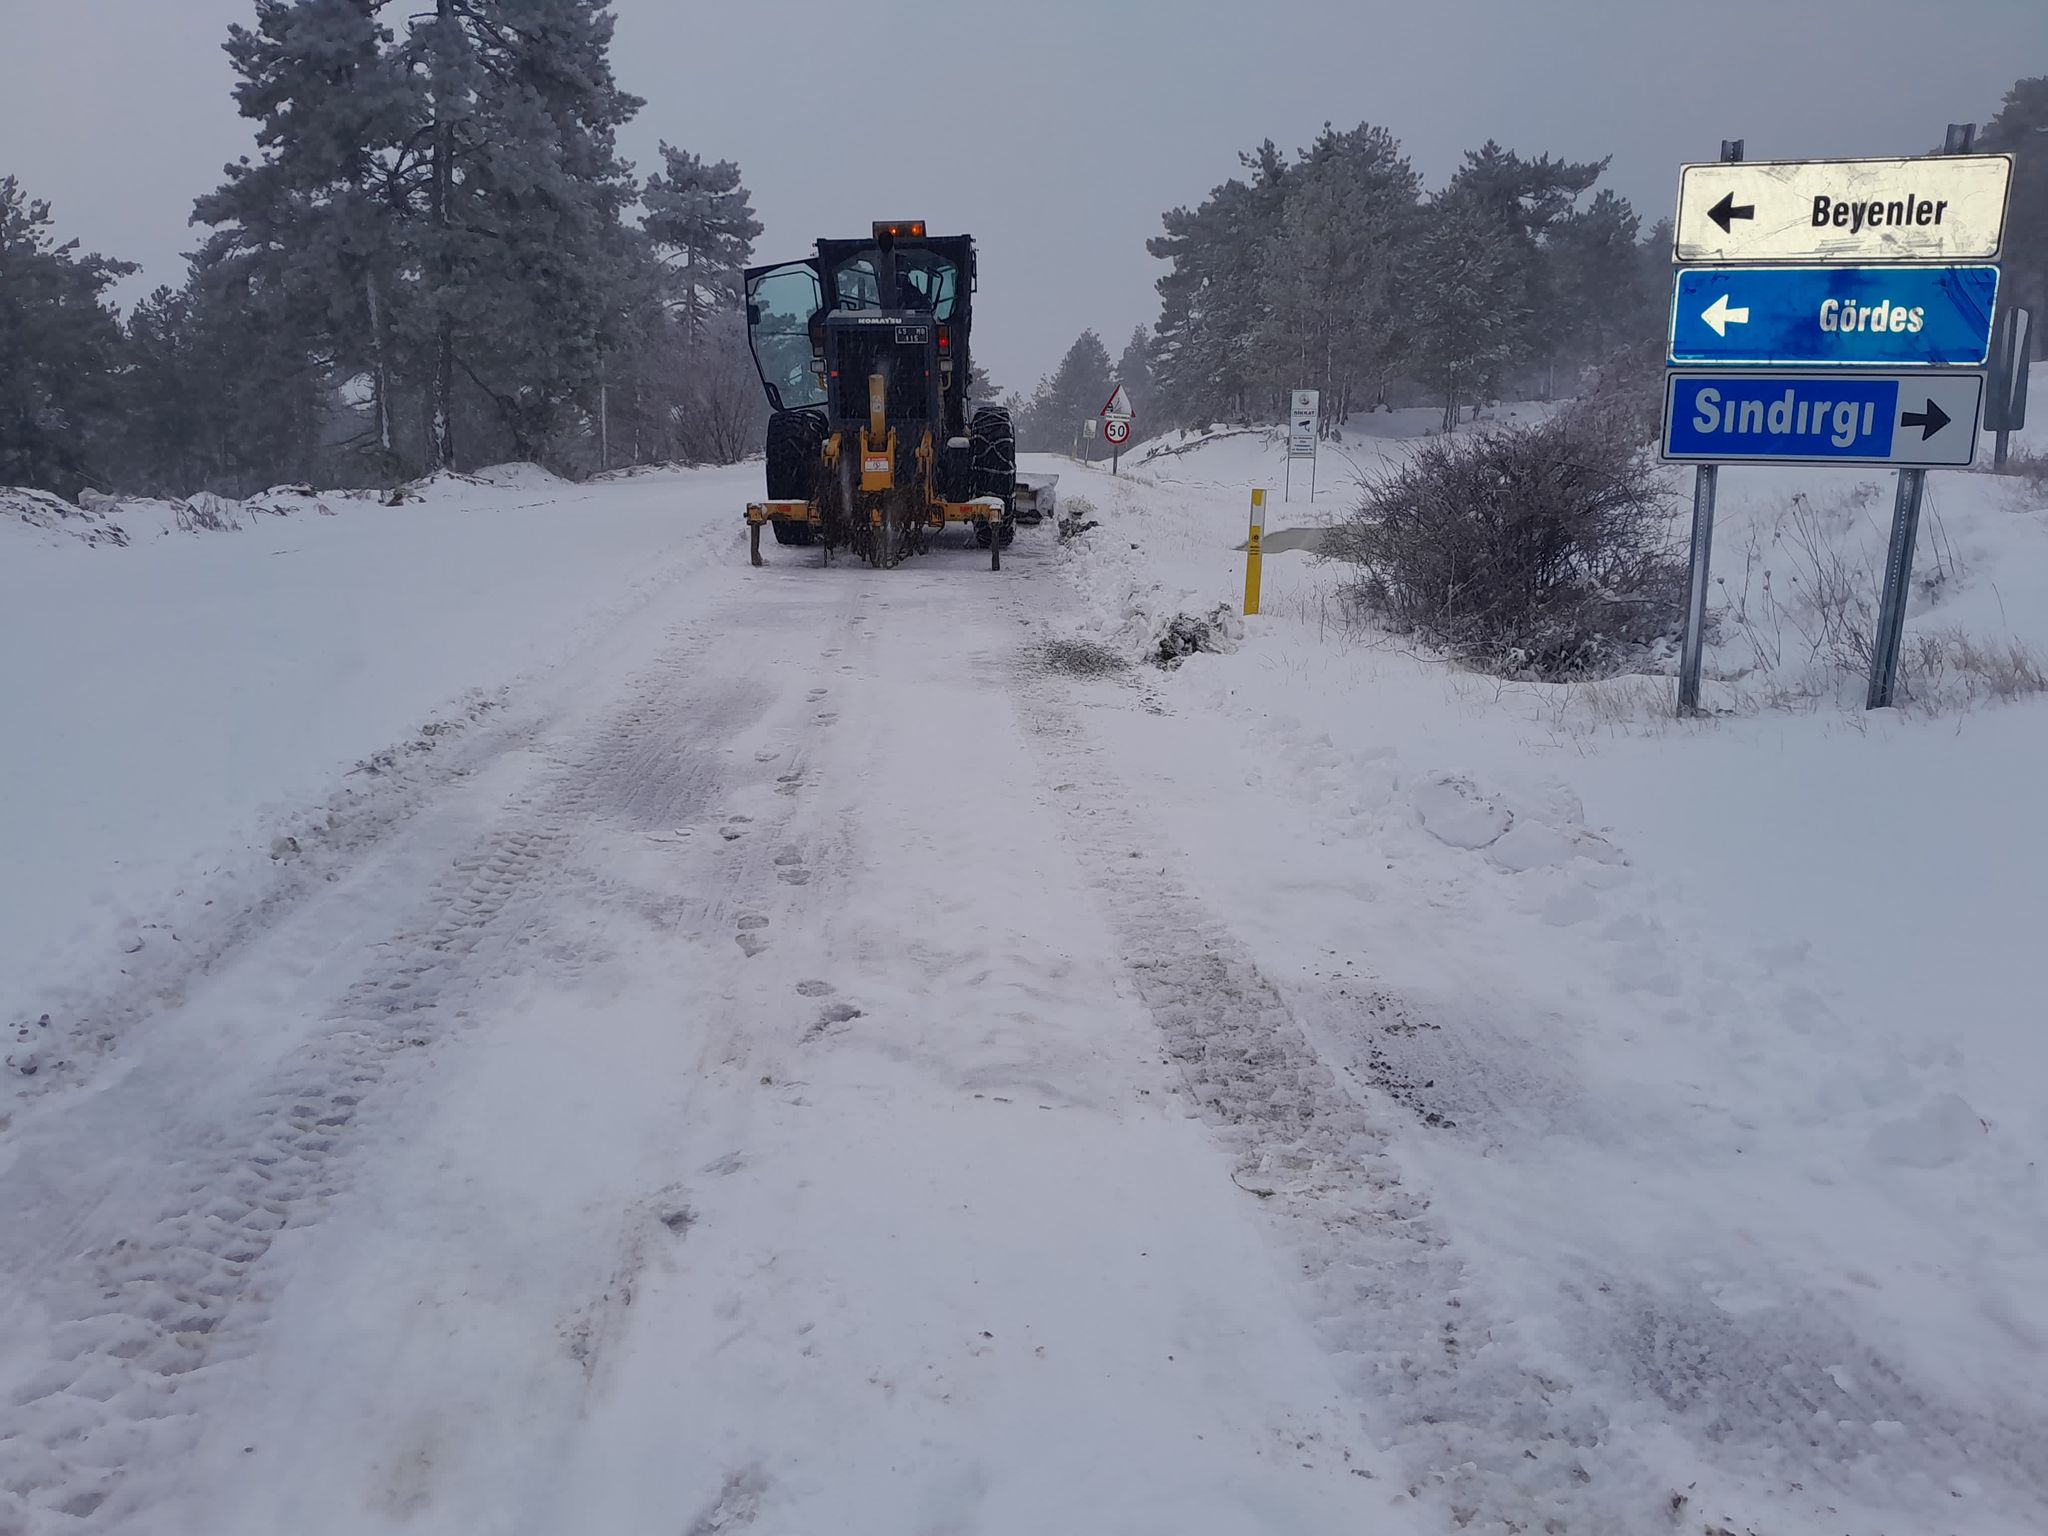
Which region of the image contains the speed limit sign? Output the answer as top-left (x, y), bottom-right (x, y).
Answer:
top-left (1103, 419), bottom-right (1131, 446)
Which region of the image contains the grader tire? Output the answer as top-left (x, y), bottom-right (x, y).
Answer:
top-left (764, 409), bottom-right (828, 501)
top-left (969, 406), bottom-right (1017, 502)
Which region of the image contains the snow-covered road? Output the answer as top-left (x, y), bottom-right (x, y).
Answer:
top-left (1, 474), bottom-right (1428, 1535)
top-left (4, 448), bottom-right (2045, 1536)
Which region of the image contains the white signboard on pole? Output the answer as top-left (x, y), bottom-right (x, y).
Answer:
top-left (1674, 154), bottom-right (2013, 264)
top-left (1288, 389), bottom-right (1319, 459)
top-left (1285, 388), bottom-right (1319, 502)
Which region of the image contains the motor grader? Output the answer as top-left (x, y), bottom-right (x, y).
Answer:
top-left (742, 221), bottom-right (1023, 570)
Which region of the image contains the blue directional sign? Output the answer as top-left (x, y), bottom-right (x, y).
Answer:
top-left (1662, 371), bottom-right (1984, 467)
top-left (1669, 265), bottom-right (1998, 368)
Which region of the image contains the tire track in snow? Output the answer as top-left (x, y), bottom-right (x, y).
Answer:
top-left (1015, 677), bottom-right (1651, 1531)
top-left (0, 624), bottom-right (766, 1536)
top-left (1017, 663), bottom-right (2048, 1534)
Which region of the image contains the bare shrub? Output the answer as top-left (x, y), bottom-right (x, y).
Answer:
top-left (1996, 448), bottom-right (2048, 491)
top-left (1722, 491), bottom-right (1879, 686)
top-left (173, 493), bottom-right (243, 533)
top-left (1323, 411), bottom-right (1683, 678)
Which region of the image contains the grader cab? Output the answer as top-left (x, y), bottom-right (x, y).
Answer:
top-left (743, 222), bottom-right (1019, 570)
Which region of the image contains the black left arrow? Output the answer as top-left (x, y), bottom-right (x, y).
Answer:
top-left (1901, 399), bottom-right (1951, 440)
top-left (1708, 191), bottom-right (1755, 233)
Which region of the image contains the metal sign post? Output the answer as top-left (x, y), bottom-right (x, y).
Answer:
top-left (1103, 416), bottom-right (1130, 473)
top-left (1987, 305), bottom-right (2033, 470)
top-left (1865, 122), bottom-right (1984, 709)
top-left (1678, 465), bottom-right (1718, 715)
top-left (1866, 467), bottom-right (1927, 709)
top-left (1675, 140), bottom-right (1742, 717)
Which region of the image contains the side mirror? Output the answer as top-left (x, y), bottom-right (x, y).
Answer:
top-left (745, 303), bottom-right (761, 326)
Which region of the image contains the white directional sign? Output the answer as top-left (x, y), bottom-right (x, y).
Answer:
top-left (1675, 154), bottom-right (2012, 264)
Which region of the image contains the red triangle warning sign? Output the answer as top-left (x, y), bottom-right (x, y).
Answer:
top-left (1100, 385), bottom-right (1134, 419)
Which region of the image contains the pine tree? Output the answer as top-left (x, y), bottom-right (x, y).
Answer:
top-left (0, 178), bottom-right (136, 496)
top-left (1019, 330), bottom-right (1114, 451)
top-left (193, 0), bottom-right (418, 476)
top-left (1981, 77), bottom-right (2048, 357)
top-left (406, 0), bottom-right (647, 467)
top-left (1546, 189), bottom-right (1654, 385)
top-left (1114, 326), bottom-right (1156, 426)
top-left (1252, 122), bottom-right (1419, 422)
top-left (1448, 142), bottom-right (1609, 390)
top-left (643, 146), bottom-right (762, 349)
top-left (1148, 143), bottom-right (1287, 426)
top-left (1410, 188), bottom-right (1518, 433)
top-left (116, 285), bottom-right (217, 494)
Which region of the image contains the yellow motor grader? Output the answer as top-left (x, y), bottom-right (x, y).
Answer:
top-left (742, 221), bottom-right (1021, 571)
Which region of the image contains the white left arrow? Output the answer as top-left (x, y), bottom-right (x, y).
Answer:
top-left (1702, 293), bottom-right (1750, 338)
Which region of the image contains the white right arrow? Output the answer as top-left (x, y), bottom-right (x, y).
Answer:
top-left (1702, 293), bottom-right (1751, 338)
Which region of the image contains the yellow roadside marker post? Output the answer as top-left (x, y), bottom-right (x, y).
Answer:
top-left (1244, 488), bottom-right (1267, 616)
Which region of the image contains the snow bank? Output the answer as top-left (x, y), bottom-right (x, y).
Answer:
top-left (1032, 418), bottom-right (2048, 1529)
top-left (0, 486), bottom-right (133, 548)
top-left (0, 462), bottom-right (754, 1113)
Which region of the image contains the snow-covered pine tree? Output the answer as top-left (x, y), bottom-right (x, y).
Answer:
top-left (643, 147), bottom-right (763, 351)
top-left (406, 0), bottom-right (647, 468)
top-left (1251, 122), bottom-right (1418, 425)
top-left (1146, 143), bottom-right (1288, 428)
top-left (1114, 327), bottom-right (1156, 428)
top-left (1545, 189), bottom-right (1654, 385)
top-left (1018, 330), bottom-right (1114, 452)
top-left (1409, 187), bottom-right (1518, 433)
top-left (1981, 77), bottom-right (2047, 355)
top-left (193, 0), bottom-right (418, 477)
top-left (0, 178), bottom-right (135, 497)
top-left (1446, 142), bottom-right (1609, 395)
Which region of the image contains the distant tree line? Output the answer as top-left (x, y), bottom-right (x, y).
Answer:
top-left (1009, 78), bottom-right (2048, 445)
top-left (1, 0), bottom-right (766, 502)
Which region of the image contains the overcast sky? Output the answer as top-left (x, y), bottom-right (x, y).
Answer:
top-left (2, 0), bottom-right (2041, 394)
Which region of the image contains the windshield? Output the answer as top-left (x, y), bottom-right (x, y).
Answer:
top-left (745, 261), bottom-right (826, 411)
top-left (831, 249), bottom-right (958, 319)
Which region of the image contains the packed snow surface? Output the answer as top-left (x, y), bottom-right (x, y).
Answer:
top-left (1, 404), bottom-right (2044, 1535)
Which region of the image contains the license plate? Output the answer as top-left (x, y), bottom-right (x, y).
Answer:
top-left (863, 456), bottom-right (890, 474)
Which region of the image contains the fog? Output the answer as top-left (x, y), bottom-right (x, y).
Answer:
top-left (2, 0), bottom-right (2038, 391)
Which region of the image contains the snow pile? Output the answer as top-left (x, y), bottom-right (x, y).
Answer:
top-left (395, 460), bottom-right (573, 505)
top-left (2, 483), bottom-right (362, 549)
top-left (0, 485), bottom-right (131, 548)
top-left (1053, 502), bottom-right (1243, 670)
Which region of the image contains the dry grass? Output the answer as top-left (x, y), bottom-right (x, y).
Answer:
top-left (1900, 629), bottom-right (2048, 708)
